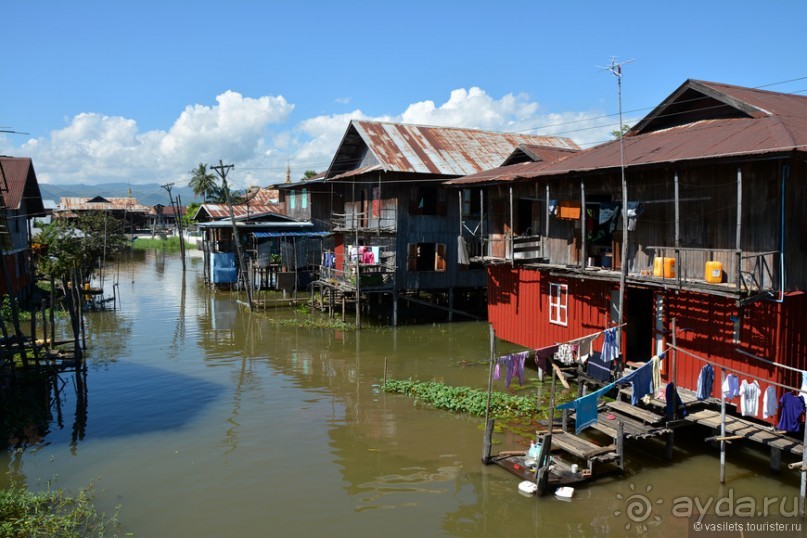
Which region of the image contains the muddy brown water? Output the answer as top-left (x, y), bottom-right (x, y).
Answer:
top-left (1, 250), bottom-right (801, 537)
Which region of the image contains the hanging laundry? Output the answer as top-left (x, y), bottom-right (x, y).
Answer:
top-left (601, 327), bottom-right (619, 364)
top-left (665, 382), bottom-right (688, 420)
top-left (722, 373), bottom-right (740, 398)
top-left (696, 364), bottom-right (715, 400)
top-left (626, 201), bottom-right (645, 231)
top-left (554, 344), bottom-right (577, 366)
top-left (762, 386), bottom-right (778, 419)
top-left (557, 383), bottom-right (615, 434)
top-left (457, 236), bottom-right (470, 266)
top-left (651, 355), bottom-right (662, 394)
top-left (617, 360), bottom-right (655, 405)
top-left (493, 361), bottom-right (501, 381)
top-left (777, 392), bottom-right (806, 433)
top-left (575, 335), bottom-right (595, 364)
top-left (513, 351), bottom-right (528, 386)
top-left (497, 352), bottom-right (529, 388)
top-left (738, 379), bottom-right (760, 417)
top-left (534, 344), bottom-right (560, 373)
top-left (597, 202), bottom-right (621, 234)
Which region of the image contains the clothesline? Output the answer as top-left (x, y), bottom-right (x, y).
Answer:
top-left (669, 344), bottom-right (802, 393)
top-left (735, 348), bottom-right (805, 375)
top-left (484, 323), bottom-right (630, 364)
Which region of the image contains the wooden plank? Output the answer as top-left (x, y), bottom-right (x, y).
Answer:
top-left (606, 400), bottom-right (664, 424)
top-left (552, 363), bottom-right (571, 389)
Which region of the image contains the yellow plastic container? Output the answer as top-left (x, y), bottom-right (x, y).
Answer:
top-left (653, 257), bottom-right (676, 278)
top-left (705, 261), bottom-right (723, 283)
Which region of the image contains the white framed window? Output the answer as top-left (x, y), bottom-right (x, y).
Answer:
top-left (549, 283), bottom-right (568, 326)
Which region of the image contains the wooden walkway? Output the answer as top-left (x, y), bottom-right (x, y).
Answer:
top-left (686, 408), bottom-right (804, 458)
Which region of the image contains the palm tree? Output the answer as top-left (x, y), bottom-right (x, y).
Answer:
top-left (189, 163), bottom-right (217, 202)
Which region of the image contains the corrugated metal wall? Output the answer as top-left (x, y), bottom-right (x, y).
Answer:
top-left (488, 264), bottom-right (807, 426)
top-left (487, 265), bottom-right (611, 350)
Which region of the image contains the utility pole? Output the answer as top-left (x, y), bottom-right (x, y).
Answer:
top-left (211, 160), bottom-right (253, 310)
top-left (602, 57), bottom-right (634, 357)
top-left (162, 182), bottom-right (185, 271)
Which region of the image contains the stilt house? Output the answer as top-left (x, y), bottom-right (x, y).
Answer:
top-left (448, 79), bottom-right (807, 426)
top-left (0, 157), bottom-right (46, 298)
top-left (320, 120), bottom-right (578, 323)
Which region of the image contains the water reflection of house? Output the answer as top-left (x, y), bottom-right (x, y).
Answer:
top-left (315, 120), bottom-right (578, 324)
top-left (0, 157), bottom-right (46, 299)
top-left (447, 79), bottom-right (807, 426)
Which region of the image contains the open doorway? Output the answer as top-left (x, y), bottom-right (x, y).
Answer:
top-left (625, 287), bottom-right (654, 362)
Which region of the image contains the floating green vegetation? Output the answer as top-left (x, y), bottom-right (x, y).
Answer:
top-left (382, 378), bottom-right (561, 420)
top-left (130, 236), bottom-right (184, 251)
top-left (0, 479), bottom-right (123, 537)
top-left (266, 316), bottom-right (353, 331)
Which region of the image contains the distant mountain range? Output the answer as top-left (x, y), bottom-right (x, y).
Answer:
top-left (38, 183), bottom-right (202, 207)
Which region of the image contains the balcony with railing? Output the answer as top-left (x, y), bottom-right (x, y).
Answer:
top-left (331, 207), bottom-right (397, 233)
top-left (470, 233), bottom-right (545, 265)
top-left (472, 230), bottom-right (780, 300)
top-left (641, 247), bottom-right (780, 301)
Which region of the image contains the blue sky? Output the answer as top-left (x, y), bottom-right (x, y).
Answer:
top-left (2, 1), bottom-right (806, 188)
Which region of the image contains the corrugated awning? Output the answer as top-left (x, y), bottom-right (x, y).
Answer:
top-left (252, 231), bottom-right (331, 238)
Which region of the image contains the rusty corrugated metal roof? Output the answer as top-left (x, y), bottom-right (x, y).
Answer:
top-left (452, 80), bottom-right (807, 184)
top-left (325, 120), bottom-right (579, 179)
top-left (0, 157), bottom-right (45, 214)
top-left (195, 204), bottom-right (286, 220)
top-left (58, 197), bottom-right (150, 213)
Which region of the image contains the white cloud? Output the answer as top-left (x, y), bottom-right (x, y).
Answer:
top-left (7, 87), bottom-right (621, 186)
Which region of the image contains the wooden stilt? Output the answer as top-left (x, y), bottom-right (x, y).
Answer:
top-left (720, 367), bottom-right (727, 484)
top-left (617, 421), bottom-right (625, 471)
top-left (665, 430), bottom-right (674, 461)
top-left (770, 446), bottom-right (782, 473)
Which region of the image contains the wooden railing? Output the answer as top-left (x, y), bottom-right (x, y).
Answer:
top-left (646, 246), bottom-right (780, 294)
top-left (317, 262), bottom-right (396, 290)
top-left (478, 233), bottom-right (543, 263)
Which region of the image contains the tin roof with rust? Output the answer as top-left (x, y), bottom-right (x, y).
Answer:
top-left (325, 120), bottom-right (579, 179)
top-left (470, 79), bottom-right (807, 185)
top-left (0, 157), bottom-right (46, 215)
top-left (57, 196), bottom-right (151, 213)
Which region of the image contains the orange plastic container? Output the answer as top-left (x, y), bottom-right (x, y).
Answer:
top-left (705, 261), bottom-right (723, 283)
top-left (653, 257), bottom-right (676, 278)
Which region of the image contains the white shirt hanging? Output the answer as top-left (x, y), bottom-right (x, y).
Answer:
top-left (738, 379), bottom-right (760, 416)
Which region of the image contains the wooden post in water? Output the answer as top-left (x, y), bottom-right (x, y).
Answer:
top-left (800, 418), bottom-right (807, 517)
top-left (50, 274), bottom-right (56, 348)
top-left (720, 367), bottom-right (727, 484)
top-left (482, 324), bottom-right (495, 463)
top-left (40, 300), bottom-right (48, 352)
top-left (617, 421), bottom-right (625, 471)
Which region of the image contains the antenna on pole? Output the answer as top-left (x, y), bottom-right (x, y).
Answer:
top-left (598, 56), bottom-right (634, 369)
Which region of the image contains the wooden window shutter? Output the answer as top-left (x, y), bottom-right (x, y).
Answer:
top-left (435, 243), bottom-right (447, 272)
top-left (408, 243), bottom-right (418, 271)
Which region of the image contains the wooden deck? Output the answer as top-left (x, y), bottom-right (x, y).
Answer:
top-left (686, 408), bottom-right (804, 456)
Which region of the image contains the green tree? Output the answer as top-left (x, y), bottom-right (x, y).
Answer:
top-left (37, 213), bottom-right (130, 283)
top-left (189, 163), bottom-right (218, 202)
top-left (611, 124), bottom-right (631, 139)
top-left (303, 169), bottom-right (318, 179)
